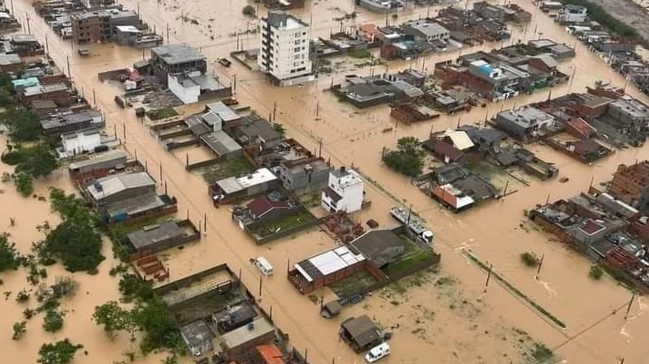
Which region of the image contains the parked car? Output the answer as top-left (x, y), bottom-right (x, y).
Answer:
top-left (218, 58), bottom-right (231, 67)
top-left (365, 343), bottom-right (390, 363)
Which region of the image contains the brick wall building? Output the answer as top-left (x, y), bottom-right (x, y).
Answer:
top-left (609, 162), bottom-right (649, 212)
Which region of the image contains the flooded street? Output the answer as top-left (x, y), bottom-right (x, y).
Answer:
top-left (1, 0), bottom-right (649, 363)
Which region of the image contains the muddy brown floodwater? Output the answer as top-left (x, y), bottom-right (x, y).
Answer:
top-left (2, 0), bottom-right (649, 363)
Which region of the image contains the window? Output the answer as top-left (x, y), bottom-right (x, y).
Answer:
top-left (294, 47), bottom-right (300, 52)
top-left (294, 40), bottom-right (300, 45)
top-left (294, 55), bottom-right (300, 60)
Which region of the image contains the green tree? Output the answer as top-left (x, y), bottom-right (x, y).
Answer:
top-left (43, 309), bottom-right (64, 332)
top-left (520, 252), bottom-right (539, 267)
top-left (589, 265), bottom-right (604, 280)
top-left (132, 297), bottom-right (180, 354)
top-left (44, 213), bottom-right (105, 273)
top-left (15, 143), bottom-right (58, 179)
top-left (37, 339), bottom-right (83, 364)
top-left (118, 273), bottom-right (154, 303)
top-left (381, 137), bottom-right (424, 177)
top-left (50, 276), bottom-right (79, 299)
top-left (0, 233), bottom-right (22, 272)
top-left (242, 5), bottom-right (256, 17)
top-left (0, 88), bottom-right (12, 108)
top-left (14, 172), bottom-right (33, 197)
top-left (49, 189), bottom-right (90, 220)
top-left (92, 301), bottom-right (136, 339)
top-left (0, 107), bottom-right (42, 142)
top-left (273, 123), bottom-right (286, 136)
top-left (12, 321), bottom-right (27, 340)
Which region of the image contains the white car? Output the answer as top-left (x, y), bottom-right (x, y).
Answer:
top-left (365, 343), bottom-right (390, 363)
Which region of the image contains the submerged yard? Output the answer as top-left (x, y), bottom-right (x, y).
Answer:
top-left (381, 236), bottom-right (436, 278)
top-left (199, 156), bottom-right (255, 184)
top-left (250, 210), bottom-right (316, 238)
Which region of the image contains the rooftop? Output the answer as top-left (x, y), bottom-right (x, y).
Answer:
top-left (0, 53), bottom-right (20, 65)
top-left (237, 117), bottom-right (281, 143)
top-left (86, 171), bottom-right (155, 202)
top-left (350, 229), bottom-right (406, 267)
top-left (216, 168), bottom-right (277, 195)
top-left (265, 11), bottom-right (309, 30)
top-left (206, 101), bottom-right (240, 122)
top-left (68, 149), bottom-right (127, 171)
top-left (440, 129), bottom-right (475, 150)
top-left (41, 110), bottom-right (103, 131)
top-left (295, 246), bottom-right (365, 283)
top-left (172, 71), bottom-right (225, 92)
top-left (127, 221), bottom-right (185, 251)
top-left (200, 130), bottom-right (242, 157)
top-left (180, 320), bottom-right (214, 347)
top-left (212, 301), bottom-right (258, 333)
top-left (498, 107), bottom-right (554, 128)
top-left (220, 317), bottom-right (274, 350)
top-left (340, 315), bottom-right (381, 348)
top-left (22, 82), bottom-right (69, 97)
top-left (152, 44), bottom-right (205, 65)
top-left (408, 21), bottom-right (449, 37)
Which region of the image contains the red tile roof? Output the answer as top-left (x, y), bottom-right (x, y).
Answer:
top-left (257, 344), bottom-right (284, 364)
top-left (246, 198), bottom-right (291, 218)
top-left (422, 139), bottom-right (464, 162)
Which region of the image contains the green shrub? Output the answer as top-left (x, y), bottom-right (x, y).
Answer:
top-left (589, 265), bottom-right (604, 280)
top-left (520, 252), bottom-right (539, 267)
top-left (43, 309), bottom-right (64, 332)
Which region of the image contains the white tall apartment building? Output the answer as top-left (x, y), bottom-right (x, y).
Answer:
top-left (322, 167), bottom-right (364, 213)
top-left (258, 11), bottom-right (314, 87)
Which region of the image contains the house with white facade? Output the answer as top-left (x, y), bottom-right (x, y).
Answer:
top-left (557, 5), bottom-right (587, 24)
top-left (258, 11), bottom-right (314, 87)
top-left (322, 167), bottom-right (364, 213)
top-left (61, 130), bottom-right (101, 155)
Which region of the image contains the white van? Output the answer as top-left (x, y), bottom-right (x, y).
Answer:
top-left (365, 343), bottom-right (390, 363)
top-left (254, 257), bottom-right (274, 276)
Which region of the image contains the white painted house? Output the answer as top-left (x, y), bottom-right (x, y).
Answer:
top-left (322, 167), bottom-right (364, 213)
top-left (61, 130), bottom-right (101, 155)
top-left (258, 11), bottom-right (314, 86)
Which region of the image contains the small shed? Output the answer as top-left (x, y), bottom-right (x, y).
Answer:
top-left (339, 315), bottom-right (382, 353)
top-left (220, 317), bottom-right (275, 359)
top-left (180, 319), bottom-right (214, 356)
top-left (212, 300), bottom-right (258, 333)
top-left (320, 300), bottom-right (343, 318)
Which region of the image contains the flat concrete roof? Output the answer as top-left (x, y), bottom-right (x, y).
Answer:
top-left (152, 44), bottom-right (205, 65)
top-left (86, 171), bottom-right (155, 201)
top-left (220, 317), bottom-right (274, 350)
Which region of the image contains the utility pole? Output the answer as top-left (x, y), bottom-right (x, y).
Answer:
top-left (258, 275), bottom-right (263, 297)
top-left (166, 23), bottom-right (170, 44)
top-left (93, 89), bottom-right (96, 107)
top-left (45, 34), bottom-right (49, 57)
top-left (272, 101), bottom-right (277, 121)
top-left (233, 74), bottom-right (237, 94)
top-left (318, 137), bottom-right (323, 157)
top-left (25, 13), bottom-right (30, 34)
top-left (535, 254), bottom-right (544, 278)
top-left (624, 293), bottom-right (636, 320)
top-left (484, 264), bottom-right (493, 292)
top-left (66, 56), bottom-right (71, 78)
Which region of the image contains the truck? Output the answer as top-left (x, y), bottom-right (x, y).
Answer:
top-left (389, 207), bottom-right (434, 243)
